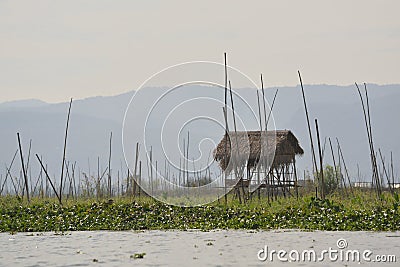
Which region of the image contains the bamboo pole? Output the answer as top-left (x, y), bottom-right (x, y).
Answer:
top-left (391, 152), bottom-right (395, 189)
top-left (17, 133), bottom-right (29, 202)
top-left (0, 150), bottom-right (18, 195)
top-left (7, 167), bottom-right (19, 197)
top-left (298, 71), bottom-right (318, 182)
top-left (183, 138), bottom-right (186, 187)
top-left (59, 98), bottom-right (73, 204)
top-left (133, 142), bottom-right (139, 197)
top-left (150, 147), bottom-right (153, 195)
top-left (223, 52), bottom-right (228, 205)
top-left (32, 161), bottom-right (44, 196)
top-left (229, 80), bottom-right (244, 202)
top-left (260, 75), bottom-right (269, 201)
top-left (355, 83), bottom-right (381, 196)
top-left (256, 90), bottom-right (263, 198)
top-left (260, 77), bottom-right (278, 202)
top-left (336, 138), bottom-right (353, 195)
top-left (378, 149), bottom-right (393, 194)
top-left (108, 132), bottom-right (112, 197)
top-left (265, 89), bottom-right (278, 127)
top-left (222, 106), bottom-right (232, 203)
top-left (72, 162), bottom-right (77, 199)
top-left (24, 139), bottom-right (32, 197)
top-left (315, 119), bottom-right (325, 199)
top-left (293, 159), bottom-right (299, 199)
top-left (97, 157), bottom-right (100, 200)
top-left (186, 131), bottom-right (190, 187)
top-left (36, 154), bottom-right (61, 203)
top-left (328, 138), bottom-right (340, 194)
top-left (139, 161), bottom-right (142, 198)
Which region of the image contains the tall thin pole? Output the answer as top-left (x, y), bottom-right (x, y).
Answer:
top-left (355, 83), bottom-right (380, 195)
top-left (328, 138), bottom-right (339, 191)
top-left (229, 80), bottom-right (243, 200)
top-left (256, 90), bottom-right (263, 198)
top-left (187, 131), bottom-right (190, 186)
top-left (378, 149), bottom-right (393, 194)
top-left (36, 154), bottom-right (61, 202)
top-left (265, 89), bottom-right (278, 128)
top-left (17, 133), bottom-right (29, 202)
top-left (315, 119), bottom-right (324, 199)
top-left (60, 98), bottom-right (73, 203)
top-left (223, 53), bottom-right (228, 204)
top-left (133, 142), bottom-right (139, 196)
top-left (256, 90), bottom-right (263, 132)
top-left (0, 150), bottom-right (18, 196)
top-left (391, 152), bottom-right (395, 189)
top-left (150, 147), bottom-right (153, 195)
top-left (260, 75), bottom-right (269, 202)
top-left (222, 107), bottom-right (229, 203)
top-left (24, 139), bottom-right (32, 197)
top-left (336, 138), bottom-right (353, 195)
top-left (336, 140), bottom-right (348, 195)
top-left (298, 71), bottom-right (318, 180)
top-left (138, 161), bottom-right (142, 198)
top-left (108, 132), bottom-right (112, 197)
top-left (364, 83), bottom-right (381, 194)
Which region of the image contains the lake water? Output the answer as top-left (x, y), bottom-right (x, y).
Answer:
top-left (1, 230), bottom-right (399, 266)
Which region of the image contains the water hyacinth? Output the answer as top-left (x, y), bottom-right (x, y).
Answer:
top-left (0, 193), bottom-right (399, 232)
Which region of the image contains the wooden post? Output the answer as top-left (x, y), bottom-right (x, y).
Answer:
top-left (293, 158), bottom-right (299, 199)
top-left (139, 161), bottom-right (142, 198)
top-left (36, 154), bottom-right (61, 203)
top-left (336, 138), bottom-right (353, 195)
top-left (328, 138), bottom-right (339, 193)
top-left (298, 71), bottom-right (319, 182)
top-left (133, 142), bottom-right (139, 196)
top-left (17, 133), bottom-right (30, 202)
top-left (355, 83), bottom-right (381, 196)
top-left (59, 98), bottom-right (73, 204)
top-left (0, 150), bottom-right (18, 196)
top-left (223, 52), bottom-right (228, 205)
top-left (315, 119), bottom-right (324, 199)
top-left (108, 132), bottom-right (112, 197)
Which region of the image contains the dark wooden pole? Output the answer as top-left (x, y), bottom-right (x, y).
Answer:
top-left (223, 52), bottom-right (228, 204)
top-left (328, 137), bottom-right (340, 193)
top-left (315, 119), bottom-right (324, 199)
top-left (298, 71), bottom-right (319, 182)
top-left (17, 133), bottom-right (29, 202)
top-left (59, 98), bottom-right (73, 204)
top-left (36, 154), bottom-right (61, 203)
top-left (108, 132), bottom-right (112, 197)
top-left (355, 83), bottom-right (381, 196)
top-left (133, 142), bottom-right (139, 197)
top-left (336, 138), bottom-right (353, 195)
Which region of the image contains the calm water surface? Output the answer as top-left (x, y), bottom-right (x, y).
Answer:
top-left (0, 230), bottom-right (399, 266)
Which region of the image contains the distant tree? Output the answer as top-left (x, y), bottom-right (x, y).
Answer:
top-left (185, 176), bottom-right (212, 187)
top-left (316, 165), bottom-right (340, 195)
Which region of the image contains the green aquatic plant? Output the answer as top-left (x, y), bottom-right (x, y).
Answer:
top-left (0, 193), bottom-right (399, 232)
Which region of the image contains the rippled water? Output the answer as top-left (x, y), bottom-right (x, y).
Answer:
top-left (0, 230), bottom-right (399, 266)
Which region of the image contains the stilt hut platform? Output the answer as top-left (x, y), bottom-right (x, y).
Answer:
top-left (213, 130), bottom-right (304, 196)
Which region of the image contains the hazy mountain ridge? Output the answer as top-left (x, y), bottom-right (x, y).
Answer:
top-left (1, 84), bottom-right (399, 186)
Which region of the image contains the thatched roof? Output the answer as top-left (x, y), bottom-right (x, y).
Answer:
top-left (213, 130), bottom-right (304, 171)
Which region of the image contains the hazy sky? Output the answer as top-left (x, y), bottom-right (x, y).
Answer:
top-left (1, 1), bottom-right (399, 102)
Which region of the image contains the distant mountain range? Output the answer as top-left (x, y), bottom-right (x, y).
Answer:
top-left (1, 84), bottom-right (399, 188)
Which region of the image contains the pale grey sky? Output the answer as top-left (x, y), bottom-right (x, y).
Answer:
top-left (1, 0), bottom-right (399, 102)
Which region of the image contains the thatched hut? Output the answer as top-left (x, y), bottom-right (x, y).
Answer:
top-left (213, 130), bottom-right (304, 172)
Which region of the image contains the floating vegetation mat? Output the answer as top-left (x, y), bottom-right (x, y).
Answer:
top-left (0, 193), bottom-right (399, 232)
